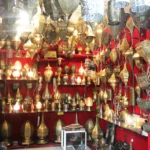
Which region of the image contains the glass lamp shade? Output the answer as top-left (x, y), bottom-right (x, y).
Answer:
top-left (131, 0), bottom-right (150, 13)
top-left (114, 0), bottom-right (130, 8)
top-left (80, 0), bottom-right (104, 23)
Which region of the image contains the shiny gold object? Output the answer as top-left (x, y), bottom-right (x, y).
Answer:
top-left (100, 69), bottom-right (107, 84)
top-left (120, 109), bottom-right (129, 127)
top-left (120, 94), bottom-right (129, 127)
top-left (44, 51), bottom-right (57, 58)
top-left (85, 97), bottom-right (93, 111)
top-left (72, 98), bottom-right (77, 110)
top-left (125, 47), bottom-right (134, 72)
top-left (92, 90), bottom-right (98, 103)
top-left (22, 101), bottom-right (28, 113)
top-left (77, 46), bottom-right (83, 54)
top-left (0, 120), bottom-right (12, 146)
top-left (5, 64), bottom-right (12, 80)
top-left (1, 98), bottom-right (6, 114)
top-left (91, 117), bottom-right (103, 146)
top-left (114, 64), bottom-right (121, 77)
top-left (85, 119), bottom-right (94, 141)
top-left (31, 34), bottom-right (43, 50)
top-left (103, 91), bottom-right (108, 104)
top-left (110, 48), bottom-right (118, 63)
top-left (120, 37), bottom-right (130, 55)
top-left (71, 64), bottom-right (76, 75)
top-left (120, 62), bottom-right (129, 86)
top-left (129, 87), bottom-right (135, 106)
top-left (126, 17), bottom-right (134, 35)
top-left (44, 64), bottom-right (53, 82)
top-left (55, 119), bottom-right (65, 143)
top-left (7, 91), bottom-right (15, 104)
top-left (32, 6), bottom-right (47, 34)
top-left (135, 85), bottom-right (141, 97)
top-left (36, 113), bottom-right (49, 144)
top-left (43, 99), bottom-right (50, 112)
top-left (23, 40), bottom-right (37, 58)
top-left (15, 88), bottom-right (23, 103)
top-left (85, 46), bottom-right (91, 54)
top-left (42, 83), bottom-right (51, 100)
top-left (8, 102), bottom-right (13, 113)
top-left (107, 89), bottom-right (112, 101)
top-left (57, 67), bottom-right (62, 76)
top-left (104, 104), bottom-right (114, 122)
top-left (99, 89), bottom-right (104, 101)
top-left (20, 120), bottom-right (34, 145)
top-left (0, 39), bottom-right (6, 49)
top-left (108, 73), bottom-right (119, 92)
top-left (12, 35), bottom-right (21, 50)
top-left (79, 99), bottom-right (85, 111)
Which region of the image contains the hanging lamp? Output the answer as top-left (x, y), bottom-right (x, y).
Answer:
top-left (131, 0), bottom-right (150, 13)
top-left (80, 0), bottom-right (104, 23)
top-left (114, 0), bottom-right (130, 8)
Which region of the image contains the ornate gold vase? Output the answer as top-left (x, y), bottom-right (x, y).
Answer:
top-left (36, 113), bottom-right (49, 144)
top-left (42, 83), bottom-right (51, 100)
top-left (20, 120), bottom-right (34, 145)
top-left (85, 119), bottom-right (94, 141)
top-left (91, 117), bottom-right (103, 146)
top-left (54, 119), bottom-right (65, 143)
top-left (44, 64), bottom-right (53, 82)
top-left (0, 120), bottom-right (12, 146)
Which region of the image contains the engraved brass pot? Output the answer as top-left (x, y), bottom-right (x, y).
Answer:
top-left (20, 120), bottom-right (34, 145)
top-left (91, 117), bottom-right (103, 145)
top-left (85, 119), bottom-right (94, 141)
top-left (0, 120), bottom-right (12, 146)
top-left (36, 113), bottom-right (49, 144)
top-left (44, 64), bottom-right (53, 82)
top-left (54, 119), bottom-right (65, 143)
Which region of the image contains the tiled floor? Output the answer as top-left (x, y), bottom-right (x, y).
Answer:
top-left (12, 146), bottom-right (91, 150)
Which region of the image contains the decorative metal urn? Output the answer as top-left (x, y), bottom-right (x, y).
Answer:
top-left (36, 113), bottom-right (49, 144)
top-left (0, 120), bottom-right (12, 146)
top-left (20, 120), bottom-right (34, 145)
top-left (54, 119), bottom-right (65, 143)
top-left (85, 119), bottom-right (94, 141)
